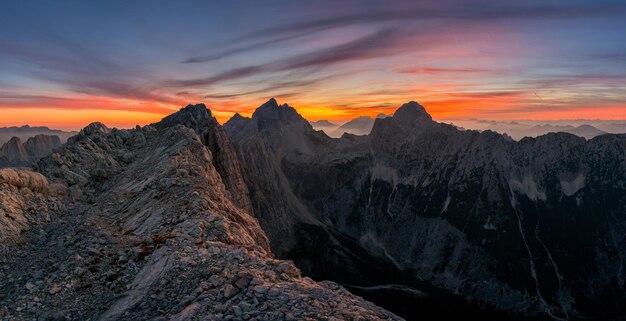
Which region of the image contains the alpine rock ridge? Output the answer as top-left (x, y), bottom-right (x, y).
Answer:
top-left (0, 104), bottom-right (399, 321)
top-left (226, 99), bottom-right (626, 321)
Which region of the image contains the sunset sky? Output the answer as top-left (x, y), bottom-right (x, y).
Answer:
top-left (1, 0), bottom-right (625, 129)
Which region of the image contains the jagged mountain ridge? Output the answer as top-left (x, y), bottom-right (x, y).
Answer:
top-left (225, 98), bottom-right (626, 320)
top-left (0, 104), bottom-right (399, 320)
top-left (0, 134), bottom-right (61, 167)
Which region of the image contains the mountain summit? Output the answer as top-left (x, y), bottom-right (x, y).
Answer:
top-left (251, 98), bottom-right (307, 128)
top-left (158, 103), bottom-right (214, 128)
top-left (392, 100), bottom-right (434, 129)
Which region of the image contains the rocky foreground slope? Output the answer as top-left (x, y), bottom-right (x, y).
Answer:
top-left (0, 106), bottom-right (399, 320)
top-left (225, 99), bottom-right (626, 321)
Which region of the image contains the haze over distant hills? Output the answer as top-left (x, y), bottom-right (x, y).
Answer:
top-left (311, 114), bottom-right (390, 138)
top-left (451, 119), bottom-right (626, 140)
top-left (0, 126), bottom-right (76, 145)
top-left (312, 116), bottom-right (626, 140)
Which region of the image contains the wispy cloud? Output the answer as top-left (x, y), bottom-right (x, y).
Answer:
top-left (0, 93), bottom-right (177, 114)
top-left (246, 2), bottom-right (624, 38)
top-left (396, 67), bottom-right (495, 74)
top-left (1, 0), bottom-right (625, 126)
top-left (168, 28), bottom-right (426, 87)
top-left (182, 1), bottom-right (626, 64)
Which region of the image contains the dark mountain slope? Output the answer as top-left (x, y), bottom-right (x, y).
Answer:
top-left (226, 99), bottom-right (626, 320)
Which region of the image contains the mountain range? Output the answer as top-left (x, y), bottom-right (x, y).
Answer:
top-left (226, 99), bottom-right (626, 320)
top-left (1, 99), bottom-right (626, 320)
top-left (312, 116), bottom-right (625, 140)
top-left (0, 126), bottom-right (76, 145)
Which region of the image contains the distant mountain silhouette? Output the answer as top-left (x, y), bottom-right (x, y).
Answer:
top-left (310, 120), bottom-right (336, 127)
top-left (0, 125), bottom-right (76, 145)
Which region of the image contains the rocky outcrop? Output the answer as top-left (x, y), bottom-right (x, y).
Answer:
top-left (24, 134), bottom-right (62, 160)
top-left (155, 104), bottom-right (252, 213)
top-left (0, 105), bottom-right (399, 321)
top-left (226, 99), bottom-right (626, 320)
top-left (0, 137), bottom-right (29, 167)
top-left (0, 134), bottom-right (61, 167)
top-left (0, 168), bottom-right (49, 193)
top-left (0, 168), bottom-right (57, 241)
top-left (224, 98), bottom-right (332, 254)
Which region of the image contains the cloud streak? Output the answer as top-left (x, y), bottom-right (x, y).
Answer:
top-left (168, 28), bottom-right (425, 87)
top-left (181, 1), bottom-right (626, 64)
top-left (396, 67), bottom-right (495, 74)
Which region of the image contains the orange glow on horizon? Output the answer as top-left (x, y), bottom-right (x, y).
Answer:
top-left (2, 93), bottom-right (626, 130)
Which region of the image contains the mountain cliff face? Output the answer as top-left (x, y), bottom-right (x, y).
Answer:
top-left (0, 137), bottom-right (29, 166)
top-left (226, 99), bottom-right (626, 320)
top-left (0, 134), bottom-right (61, 167)
top-left (24, 134), bottom-right (62, 160)
top-left (0, 105), bottom-right (399, 321)
top-left (154, 104), bottom-right (252, 213)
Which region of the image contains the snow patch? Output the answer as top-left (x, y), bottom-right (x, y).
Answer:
top-left (560, 174), bottom-right (585, 196)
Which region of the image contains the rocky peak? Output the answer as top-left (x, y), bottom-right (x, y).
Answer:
top-left (24, 134), bottom-right (61, 159)
top-left (229, 112), bottom-right (246, 122)
top-left (5, 136), bottom-right (22, 147)
top-left (393, 101), bottom-right (433, 127)
top-left (253, 98), bottom-right (279, 113)
top-left (369, 101), bottom-right (435, 141)
top-left (159, 103), bottom-right (214, 129)
top-left (154, 103), bottom-right (253, 213)
top-left (80, 122), bottom-right (110, 136)
top-left (251, 98), bottom-right (307, 127)
top-left (0, 136), bottom-right (29, 166)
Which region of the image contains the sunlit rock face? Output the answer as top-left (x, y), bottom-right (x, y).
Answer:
top-left (227, 98), bottom-right (626, 320)
top-left (155, 103), bottom-right (253, 213)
